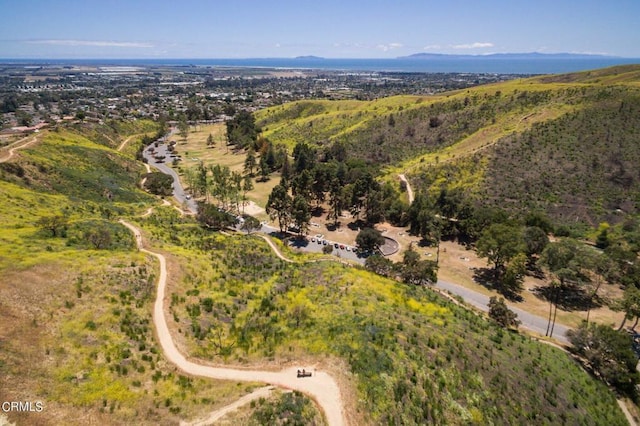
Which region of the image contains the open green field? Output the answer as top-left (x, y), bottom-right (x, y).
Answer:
top-left (169, 123), bottom-right (281, 213)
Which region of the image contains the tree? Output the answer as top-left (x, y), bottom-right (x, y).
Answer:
top-left (143, 172), bottom-right (174, 196)
top-left (244, 147), bottom-right (257, 176)
top-left (365, 254), bottom-right (395, 277)
top-left (523, 226), bottom-right (549, 262)
top-left (178, 117), bottom-right (189, 140)
top-left (568, 322), bottom-right (640, 397)
top-left (206, 133), bottom-right (215, 148)
top-left (476, 223), bottom-right (524, 277)
top-left (292, 142), bottom-right (316, 173)
top-left (292, 169), bottom-right (313, 202)
top-left (241, 175), bottom-right (254, 214)
top-left (196, 203), bottom-right (237, 230)
top-left (403, 244), bottom-right (420, 267)
top-left (356, 228), bottom-right (385, 252)
top-left (230, 170), bottom-right (243, 212)
top-left (401, 259), bottom-right (437, 285)
top-left (501, 253), bottom-right (528, 295)
top-left (614, 285), bottom-right (640, 331)
top-left (596, 227), bottom-right (611, 250)
top-left (540, 238), bottom-right (590, 337)
top-left (258, 155), bottom-right (270, 182)
top-left (488, 296), bottom-right (520, 329)
top-left (266, 184), bottom-right (292, 233)
top-left (226, 110), bottom-right (258, 149)
top-left (84, 226), bottom-right (112, 249)
top-left (291, 195), bottom-right (311, 237)
top-left (240, 215), bottom-right (261, 235)
top-left (328, 179), bottom-right (344, 226)
top-left (36, 214), bottom-right (68, 237)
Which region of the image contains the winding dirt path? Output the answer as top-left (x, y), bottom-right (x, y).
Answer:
top-left (0, 135), bottom-right (39, 163)
top-left (119, 219), bottom-right (346, 426)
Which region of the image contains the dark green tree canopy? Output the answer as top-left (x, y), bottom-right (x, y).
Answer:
top-left (143, 172), bottom-right (173, 196)
top-left (356, 227), bottom-right (385, 252)
top-left (488, 296), bottom-right (520, 329)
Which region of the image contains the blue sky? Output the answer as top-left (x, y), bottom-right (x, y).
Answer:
top-left (1, 0), bottom-right (639, 58)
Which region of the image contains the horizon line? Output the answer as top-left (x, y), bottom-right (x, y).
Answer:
top-left (1, 52), bottom-right (639, 62)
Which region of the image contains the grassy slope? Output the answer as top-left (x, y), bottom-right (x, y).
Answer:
top-left (255, 65), bottom-right (640, 225)
top-left (151, 218), bottom-right (626, 425)
top-left (0, 124), bottom-right (269, 425)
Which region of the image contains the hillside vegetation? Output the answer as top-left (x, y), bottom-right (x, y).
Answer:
top-left (141, 208), bottom-right (627, 425)
top-left (0, 88), bottom-right (635, 424)
top-left (255, 65), bottom-right (640, 226)
top-left (0, 123), bottom-right (286, 425)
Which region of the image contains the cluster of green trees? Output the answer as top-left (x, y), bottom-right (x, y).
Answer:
top-left (264, 140), bottom-right (408, 235)
top-left (406, 183), bottom-right (640, 342)
top-left (364, 244), bottom-right (437, 285)
top-left (182, 163), bottom-right (253, 213)
top-left (143, 172), bottom-right (173, 196)
top-left (568, 322), bottom-right (640, 397)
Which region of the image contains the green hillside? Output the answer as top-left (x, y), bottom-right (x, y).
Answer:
top-left (159, 224), bottom-right (627, 424)
top-left (0, 123), bottom-right (286, 425)
top-left (255, 65), bottom-right (640, 226)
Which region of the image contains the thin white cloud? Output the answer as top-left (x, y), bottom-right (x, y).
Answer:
top-left (376, 42), bottom-right (403, 52)
top-left (26, 39), bottom-right (154, 48)
top-left (452, 42), bottom-right (494, 49)
top-left (423, 44), bottom-right (442, 50)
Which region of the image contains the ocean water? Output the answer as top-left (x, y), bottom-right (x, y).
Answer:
top-left (3, 57), bottom-right (640, 74)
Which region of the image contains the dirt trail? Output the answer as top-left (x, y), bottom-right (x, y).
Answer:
top-left (398, 174), bottom-right (414, 204)
top-left (0, 135), bottom-right (39, 163)
top-left (119, 219), bottom-right (346, 426)
top-left (117, 134), bottom-right (143, 152)
top-left (180, 386), bottom-right (275, 426)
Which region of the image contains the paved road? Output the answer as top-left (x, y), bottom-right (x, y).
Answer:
top-left (142, 139), bottom-right (198, 213)
top-left (435, 279), bottom-right (569, 344)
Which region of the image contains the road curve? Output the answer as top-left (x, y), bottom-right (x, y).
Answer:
top-left (119, 219), bottom-right (346, 426)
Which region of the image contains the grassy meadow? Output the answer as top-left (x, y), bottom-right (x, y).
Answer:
top-left (169, 123), bottom-right (280, 211)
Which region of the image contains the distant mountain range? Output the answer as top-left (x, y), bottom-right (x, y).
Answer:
top-left (399, 52), bottom-right (616, 60)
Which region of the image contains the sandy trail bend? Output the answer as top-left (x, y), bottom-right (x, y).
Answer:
top-left (0, 135), bottom-right (39, 163)
top-left (119, 219), bottom-right (346, 426)
top-left (180, 386), bottom-right (275, 426)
